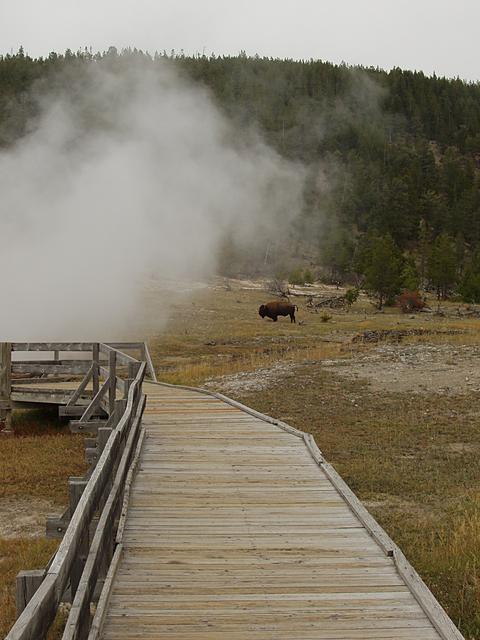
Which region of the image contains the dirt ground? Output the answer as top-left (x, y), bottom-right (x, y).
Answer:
top-left (0, 497), bottom-right (63, 538)
top-left (323, 342), bottom-right (480, 394)
top-left (206, 341), bottom-right (480, 395)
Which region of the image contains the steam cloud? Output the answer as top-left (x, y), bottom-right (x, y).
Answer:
top-left (0, 58), bottom-right (305, 340)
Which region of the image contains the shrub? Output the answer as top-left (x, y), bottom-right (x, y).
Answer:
top-left (304, 269), bottom-right (314, 284)
top-left (397, 290), bottom-right (426, 313)
top-left (288, 268), bottom-right (304, 285)
top-left (267, 278), bottom-right (290, 297)
top-left (401, 261), bottom-right (420, 291)
top-left (345, 288), bottom-right (359, 307)
top-left (460, 271), bottom-right (480, 303)
top-left (320, 313), bottom-right (331, 323)
top-left (361, 234), bottom-right (404, 309)
top-left (288, 268), bottom-right (315, 286)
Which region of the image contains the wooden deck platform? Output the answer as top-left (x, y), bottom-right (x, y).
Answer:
top-left (98, 382), bottom-right (455, 640)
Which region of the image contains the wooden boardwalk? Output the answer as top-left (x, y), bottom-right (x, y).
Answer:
top-left (99, 382), bottom-right (452, 640)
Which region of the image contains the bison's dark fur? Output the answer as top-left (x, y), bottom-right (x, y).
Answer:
top-left (259, 301), bottom-right (297, 323)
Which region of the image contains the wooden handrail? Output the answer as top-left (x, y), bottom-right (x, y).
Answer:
top-left (0, 342), bottom-right (12, 431)
top-left (12, 343), bottom-right (94, 352)
top-left (6, 346), bottom-right (148, 640)
top-left (99, 343), bottom-right (139, 366)
top-left (62, 395), bottom-right (146, 639)
top-left (11, 341), bottom-right (156, 382)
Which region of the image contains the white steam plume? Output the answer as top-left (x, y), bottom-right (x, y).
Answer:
top-left (0, 58), bottom-right (304, 340)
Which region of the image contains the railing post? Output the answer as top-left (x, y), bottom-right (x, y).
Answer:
top-left (69, 477), bottom-right (88, 517)
top-left (0, 342), bottom-right (12, 433)
top-left (92, 343), bottom-right (100, 396)
top-left (142, 341), bottom-right (157, 381)
top-left (98, 426), bottom-right (113, 461)
top-left (16, 570), bottom-right (45, 618)
top-left (112, 398), bottom-right (127, 428)
top-left (126, 361), bottom-right (140, 396)
top-left (69, 476), bottom-right (90, 600)
top-left (127, 362), bottom-right (137, 380)
top-left (108, 350), bottom-right (116, 415)
top-left (70, 524), bottom-right (89, 600)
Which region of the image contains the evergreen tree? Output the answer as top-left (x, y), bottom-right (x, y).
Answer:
top-left (0, 48), bottom-right (479, 278)
top-left (459, 249), bottom-right (480, 303)
top-left (320, 225), bottom-right (355, 283)
top-left (361, 235), bottom-right (404, 309)
top-left (427, 233), bottom-right (457, 299)
top-left (418, 218), bottom-right (429, 284)
top-left (401, 258), bottom-right (420, 291)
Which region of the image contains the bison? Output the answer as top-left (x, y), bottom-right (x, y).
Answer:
top-left (259, 300), bottom-right (297, 323)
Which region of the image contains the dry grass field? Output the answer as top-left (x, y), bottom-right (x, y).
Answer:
top-left (2, 277), bottom-right (480, 638)
top-left (147, 279), bottom-right (480, 639)
top-left (0, 410), bottom-right (86, 638)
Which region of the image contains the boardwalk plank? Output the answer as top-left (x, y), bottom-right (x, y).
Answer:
top-left (99, 383), bottom-right (453, 640)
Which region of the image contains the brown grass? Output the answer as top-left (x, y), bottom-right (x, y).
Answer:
top-left (0, 537), bottom-right (59, 639)
top-left (146, 281), bottom-right (480, 639)
top-left (148, 285), bottom-right (357, 386)
top-left (1, 410), bottom-right (86, 502)
top-left (233, 365), bottom-right (480, 639)
top-left (0, 409), bottom-right (86, 637)
top-left (159, 342), bottom-right (340, 386)
top-left (148, 284), bottom-right (480, 385)
top-left (369, 505), bottom-right (480, 637)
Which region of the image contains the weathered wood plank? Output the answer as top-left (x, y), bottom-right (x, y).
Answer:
top-left (116, 428), bottom-right (146, 544)
top-left (0, 342), bottom-right (12, 429)
top-left (141, 343), bottom-right (157, 382)
top-left (67, 365), bottom-right (95, 407)
top-left (12, 343), bottom-right (93, 352)
top-left (12, 362), bottom-right (91, 375)
top-left (98, 367), bottom-right (128, 395)
top-left (60, 406), bottom-right (104, 418)
top-left (69, 420), bottom-right (106, 434)
top-left (92, 344), bottom-right (100, 397)
top-left (7, 356), bottom-right (463, 640)
top-left (15, 570), bottom-right (45, 618)
top-left (6, 363), bottom-right (146, 640)
top-left (79, 379), bottom-right (110, 423)
top-left (108, 350), bottom-right (117, 415)
top-left (99, 382), bottom-right (463, 640)
top-left (105, 342), bottom-right (144, 351)
top-left (88, 544), bottom-right (123, 640)
top-left (14, 390), bottom-right (78, 405)
top-left (7, 574), bottom-right (57, 640)
top-left (63, 396), bottom-right (146, 640)
top-left (99, 344), bottom-right (139, 366)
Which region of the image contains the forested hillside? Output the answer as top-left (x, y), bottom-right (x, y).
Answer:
top-left (1, 48), bottom-right (479, 300)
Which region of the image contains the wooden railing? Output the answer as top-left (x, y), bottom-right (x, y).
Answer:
top-left (4, 342), bottom-right (152, 640)
top-left (0, 342), bottom-right (12, 429)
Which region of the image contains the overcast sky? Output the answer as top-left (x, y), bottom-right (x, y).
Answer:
top-left (0, 0), bottom-right (478, 81)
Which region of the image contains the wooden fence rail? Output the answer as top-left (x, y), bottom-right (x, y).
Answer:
top-left (3, 342), bottom-right (151, 640)
top-left (2, 341), bottom-right (156, 425)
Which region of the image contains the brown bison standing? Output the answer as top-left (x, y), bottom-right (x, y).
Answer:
top-left (259, 300), bottom-right (297, 323)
